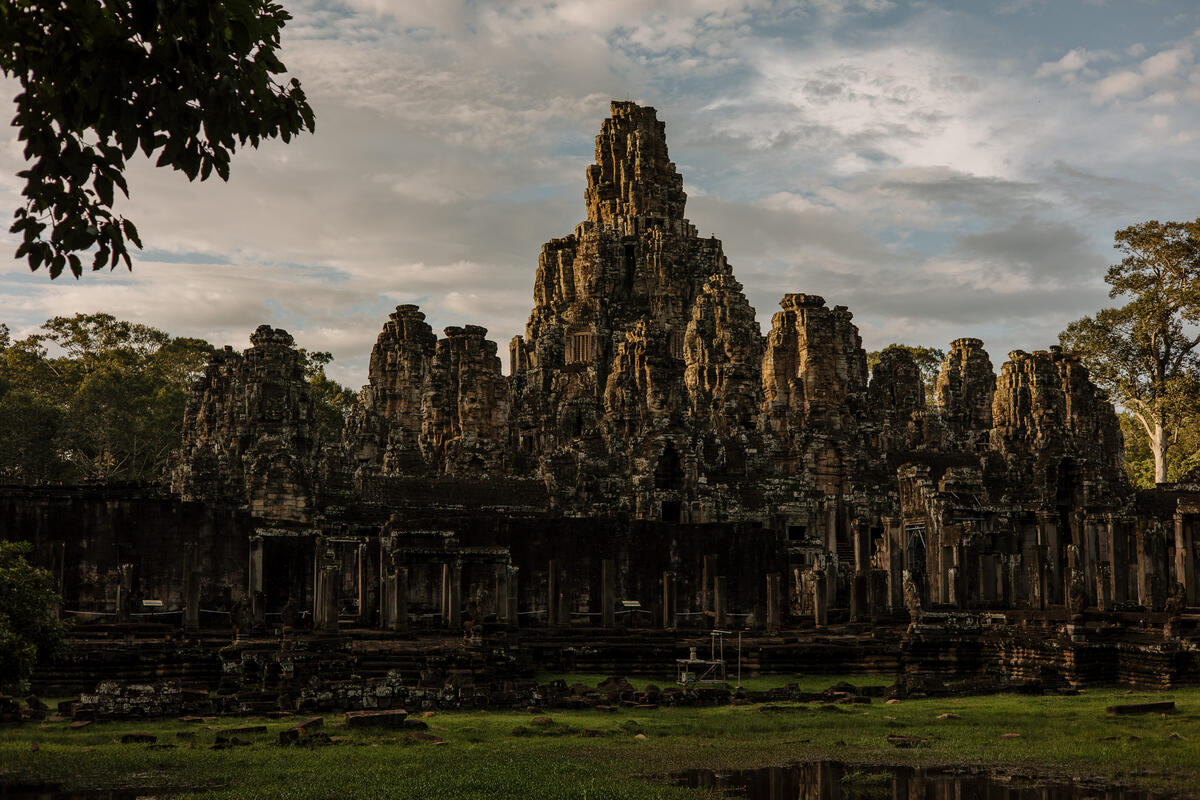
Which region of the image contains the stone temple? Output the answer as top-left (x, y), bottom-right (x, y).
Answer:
top-left (5, 102), bottom-right (1200, 699)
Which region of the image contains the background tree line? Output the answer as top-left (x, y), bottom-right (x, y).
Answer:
top-left (0, 313), bottom-right (354, 485)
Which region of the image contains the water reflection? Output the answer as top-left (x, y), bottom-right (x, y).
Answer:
top-left (0, 786), bottom-right (170, 799)
top-left (672, 762), bottom-right (1169, 800)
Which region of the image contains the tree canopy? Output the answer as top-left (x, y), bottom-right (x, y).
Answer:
top-left (2, 0), bottom-right (315, 278)
top-left (0, 313), bottom-right (355, 484)
top-left (0, 313), bottom-right (214, 482)
top-left (0, 541), bottom-right (67, 694)
top-left (1060, 219), bottom-right (1200, 485)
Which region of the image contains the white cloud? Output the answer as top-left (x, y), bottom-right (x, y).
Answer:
top-left (1035, 48), bottom-right (1098, 80)
top-left (3, 1), bottom-right (1199, 385)
top-left (1089, 45), bottom-right (1194, 102)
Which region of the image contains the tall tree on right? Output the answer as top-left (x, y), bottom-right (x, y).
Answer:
top-left (1060, 219), bottom-right (1200, 485)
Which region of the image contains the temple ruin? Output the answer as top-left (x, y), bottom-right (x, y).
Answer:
top-left (5, 101), bottom-right (1200, 697)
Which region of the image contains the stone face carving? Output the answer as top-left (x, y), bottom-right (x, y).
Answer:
top-left (421, 325), bottom-right (511, 476)
top-left (869, 346), bottom-right (927, 453)
top-left (936, 337), bottom-right (995, 450)
top-left (344, 304), bottom-right (437, 474)
top-left (760, 294), bottom-right (868, 486)
top-left (585, 100), bottom-right (687, 230)
top-left (172, 326), bottom-right (315, 522)
top-left (991, 347), bottom-right (1124, 504)
top-left (346, 313), bottom-right (509, 477)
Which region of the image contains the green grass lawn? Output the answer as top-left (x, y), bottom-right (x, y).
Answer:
top-left (2, 679), bottom-right (1198, 799)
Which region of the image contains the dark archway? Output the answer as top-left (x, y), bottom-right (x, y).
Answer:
top-left (654, 443), bottom-right (683, 490)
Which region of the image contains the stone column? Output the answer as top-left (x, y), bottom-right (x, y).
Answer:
top-left (547, 559), bottom-right (560, 628)
top-left (440, 562), bottom-right (452, 626)
top-left (311, 541), bottom-right (322, 626)
top-left (396, 566), bottom-right (410, 631)
top-left (765, 573), bottom-right (780, 635)
top-left (713, 576), bottom-right (727, 629)
top-left (52, 541), bottom-right (66, 596)
top-left (851, 521), bottom-right (870, 621)
top-left (601, 559), bottom-right (616, 628)
top-left (1084, 519), bottom-right (1100, 608)
top-left (248, 536), bottom-right (265, 628)
top-left (1066, 543), bottom-right (1085, 615)
top-left (115, 563), bottom-right (133, 623)
top-left (701, 554), bottom-right (717, 616)
top-left (182, 546), bottom-right (200, 632)
top-left (356, 542), bottom-right (369, 627)
top-left (1038, 514), bottom-right (1060, 605)
top-left (1102, 517), bottom-right (1124, 604)
top-left (382, 564), bottom-right (408, 632)
top-left (557, 590), bottom-right (570, 630)
top-left (813, 569), bottom-right (828, 627)
top-left (506, 566), bottom-right (519, 631)
top-left (825, 501), bottom-right (838, 556)
top-left (315, 564), bottom-right (338, 632)
top-left (1006, 554), bottom-right (1022, 608)
top-left (183, 570), bottom-right (201, 633)
top-left (869, 569), bottom-right (889, 620)
top-left (496, 564), bottom-right (510, 625)
top-left (1136, 524), bottom-right (1151, 608)
top-left (380, 562), bottom-right (394, 631)
top-left (1097, 562), bottom-right (1113, 612)
top-left (853, 521), bottom-right (870, 572)
top-left (662, 571), bottom-right (677, 629)
top-left (448, 561), bottom-right (462, 629)
top-left (887, 520), bottom-right (904, 611)
top-left (1029, 545), bottom-right (1047, 611)
top-left (1175, 514), bottom-right (1195, 606)
top-left (850, 571), bottom-right (868, 621)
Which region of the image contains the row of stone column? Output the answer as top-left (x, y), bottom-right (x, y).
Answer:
top-left (882, 511), bottom-right (1199, 614)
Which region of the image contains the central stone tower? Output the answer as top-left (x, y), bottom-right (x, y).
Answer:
top-left (508, 101), bottom-right (764, 517)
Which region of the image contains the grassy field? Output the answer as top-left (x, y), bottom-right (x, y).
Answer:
top-left (1, 679), bottom-right (1198, 799)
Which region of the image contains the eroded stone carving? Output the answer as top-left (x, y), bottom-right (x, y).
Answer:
top-left (173, 326), bottom-right (315, 522)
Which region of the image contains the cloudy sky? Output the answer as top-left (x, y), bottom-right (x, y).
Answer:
top-left (3, 0), bottom-right (1200, 387)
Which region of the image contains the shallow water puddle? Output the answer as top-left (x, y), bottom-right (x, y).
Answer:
top-left (0, 785), bottom-right (176, 799)
top-left (670, 761), bottom-right (1173, 799)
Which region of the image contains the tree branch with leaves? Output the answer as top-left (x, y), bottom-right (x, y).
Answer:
top-left (2, 0), bottom-right (315, 278)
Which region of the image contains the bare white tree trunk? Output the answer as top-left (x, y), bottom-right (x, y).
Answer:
top-left (1134, 409), bottom-right (1170, 484)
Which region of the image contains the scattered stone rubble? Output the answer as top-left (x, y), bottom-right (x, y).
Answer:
top-left (55, 674), bottom-right (896, 723)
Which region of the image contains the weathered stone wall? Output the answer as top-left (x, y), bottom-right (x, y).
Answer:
top-left (0, 484), bottom-right (251, 616)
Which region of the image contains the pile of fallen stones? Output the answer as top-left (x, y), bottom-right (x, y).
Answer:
top-left (0, 695), bottom-right (49, 724)
top-left (48, 674), bottom-right (890, 723)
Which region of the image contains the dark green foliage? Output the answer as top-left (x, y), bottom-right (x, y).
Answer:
top-left (0, 541), bottom-right (66, 694)
top-left (0, 313), bottom-right (356, 483)
top-left (0, 312), bottom-right (215, 483)
top-left (298, 348), bottom-right (356, 446)
top-left (2, 0), bottom-right (315, 277)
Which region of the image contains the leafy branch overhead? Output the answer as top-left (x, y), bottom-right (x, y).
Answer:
top-left (1, 0), bottom-right (315, 278)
